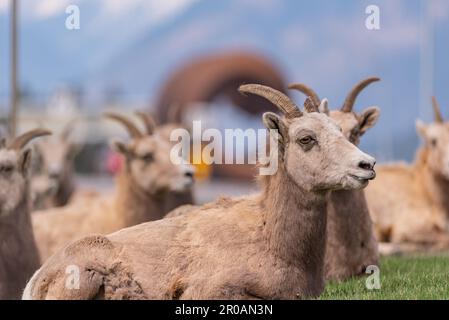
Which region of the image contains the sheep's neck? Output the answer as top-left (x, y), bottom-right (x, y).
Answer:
top-left (425, 170), bottom-right (449, 217)
top-left (328, 189), bottom-right (370, 249)
top-left (416, 148), bottom-right (449, 218)
top-left (54, 171), bottom-right (75, 207)
top-left (0, 187), bottom-right (40, 299)
top-left (114, 172), bottom-right (166, 227)
top-left (261, 166), bottom-right (328, 280)
top-left (0, 190), bottom-right (31, 233)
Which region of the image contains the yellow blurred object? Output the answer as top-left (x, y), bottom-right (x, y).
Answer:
top-left (193, 161), bottom-right (212, 181)
top-left (191, 144), bottom-right (212, 181)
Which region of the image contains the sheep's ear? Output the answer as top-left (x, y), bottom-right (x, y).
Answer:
top-left (416, 120), bottom-right (428, 139)
top-left (263, 112), bottom-right (289, 144)
top-left (318, 99), bottom-right (330, 115)
top-left (110, 140), bottom-right (131, 157)
top-left (18, 148), bottom-right (32, 174)
top-left (359, 106), bottom-right (380, 136)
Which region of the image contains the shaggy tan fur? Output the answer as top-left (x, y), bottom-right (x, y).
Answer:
top-left (32, 113), bottom-right (194, 261)
top-left (366, 98), bottom-right (449, 249)
top-left (0, 129), bottom-right (51, 299)
top-left (24, 85), bottom-right (376, 300)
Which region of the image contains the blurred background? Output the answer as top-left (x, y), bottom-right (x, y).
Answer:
top-left (0, 0), bottom-right (448, 202)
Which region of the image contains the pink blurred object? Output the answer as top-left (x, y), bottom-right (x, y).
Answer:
top-left (106, 152), bottom-right (123, 174)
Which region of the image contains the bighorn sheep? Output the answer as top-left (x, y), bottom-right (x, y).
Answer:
top-left (31, 112), bottom-right (194, 261)
top-left (0, 129), bottom-right (51, 299)
top-left (365, 97), bottom-right (449, 249)
top-left (24, 85), bottom-right (376, 300)
top-left (154, 107), bottom-right (195, 211)
top-left (288, 77), bottom-right (380, 281)
top-left (31, 123), bottom-right (79, 210)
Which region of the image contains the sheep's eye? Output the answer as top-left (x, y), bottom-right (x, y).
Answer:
top-left (431, 139), bottom-right (437, 147)
top-left (298, 136), bottom-right (313, 145)
top-left (0, 165), bottom-right (14, 173)
top-left (141, 153), bottom-right (154, 162)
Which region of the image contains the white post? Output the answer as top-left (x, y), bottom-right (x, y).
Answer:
top-left (9, 0), bottom-right (19, 136)
top-left (419, 0), bottom-right (434, 121)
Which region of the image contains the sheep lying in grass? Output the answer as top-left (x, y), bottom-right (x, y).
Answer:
top-left (289, 77), bottom-right (380, 281)
top-left (167, 78), bottom-right (381, 281)
top-left (0, 129), bottom-right (51, 299)
top-left (32, 112), bottom-right (194, 261)
top-left (24, 85), bottom-right (376, 300)
top-left (365, 97), bottom-right (449, 250)
top-left (31, 123), bottom-right (79, 210)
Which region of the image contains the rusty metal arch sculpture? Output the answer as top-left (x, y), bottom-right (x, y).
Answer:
top-left (155, 51), bottom-right (288, 123)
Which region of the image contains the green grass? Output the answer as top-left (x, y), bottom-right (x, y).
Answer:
top-left (321, 255), bottom-right (449, 300)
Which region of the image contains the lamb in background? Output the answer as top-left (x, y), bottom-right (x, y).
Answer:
top-left (366, 96), bottom-right (449, 250)
top-left (0, 129), bottom-right (51, 299)
top-left (32, 112), bottom-right (194, 261)
top-left (289, 77), bottom-right (380, 281)
top-left (23, 85), bottom-right (376, 300)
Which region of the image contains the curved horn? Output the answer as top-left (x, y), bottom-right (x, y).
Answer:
top-left (103, 112), bottom-right (143, 139)
top-left (432, 96), bottom-right (444, 123)
top-left (342, 77), bottom-right (380, 112)
top-left (288, 83), bottom-right (321, 108)
top-left (8, 129), bottom-right (52, 150)
top-left (238, 84), bottom-right (302, 118)
top-left (135, 111), bottom-right (156, 135)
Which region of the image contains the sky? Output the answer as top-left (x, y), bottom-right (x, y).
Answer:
top-left (0, 0), bottom-right (448, 161)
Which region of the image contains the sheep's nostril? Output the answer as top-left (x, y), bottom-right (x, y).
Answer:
top-left (358, 161), bottom-right (374, 171)
top-left (184, 171), bottom-right (194, 179)
top-left (49, 172), bottom-right (60, 179)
